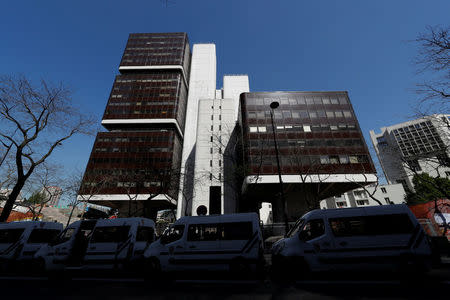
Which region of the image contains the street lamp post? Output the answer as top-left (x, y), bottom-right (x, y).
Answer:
top-left (269, 101), bottom-right (289, 235)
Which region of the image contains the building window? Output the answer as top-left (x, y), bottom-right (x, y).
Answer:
top-left (219, 115), bottom-right (221, 120)
top-left (211, 115), bottom-right (214, 120)
top-left (219, 173), bottom-right (222, 180)
top-left (381, 187), bottom-right (387, 193)
top-left (219, 125), bottom-right (221, 131)
top-left (303, 125), bottom-right (311, 132)
top-left (210, 160), bottom-right (212, 167)
top-left (384, 197), bottom-right (391, 204)
top-left (218, 160), bottom-right (222, 166)
top-left (210, 136), bottom-right (213, 142)
top-left (250, 126), bottom-right (258, 133)
top-left (356, 200), bottom-right (369, 206)
top-left (258, 126), bottom-right (267, 133)
top-left (209, 173), bottom-right (213, 180)
top-left (211, 125), bottom-right (213, 131)
top-left (210, 148), bottom-right (213, 154)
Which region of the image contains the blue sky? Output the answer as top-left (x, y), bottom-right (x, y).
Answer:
top-left (1, 0), bottom-right (449, 187)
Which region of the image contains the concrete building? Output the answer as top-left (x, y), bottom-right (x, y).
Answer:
top-left (189, 75), bottom-right (249, 216)
top-left (239, 91), bottom-right (377, 222)
top-left (79, 33), bottom-right (191, 219)
top-left (177, 44), bottom-right (216, 218)
top-left (370, 114), bottom-right (450, 191)
top-left (320, 183), bottom-right (406, 209)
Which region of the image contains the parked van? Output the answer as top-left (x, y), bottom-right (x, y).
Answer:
top-left (271, 205), bottom-right (432, 276)
top-left (0, 221), bottom-right (62, 272)
top-left (144, 213), bottom-right (264, 275)
top-left (81, 218), bottom-right (155, 271)
top-left (33, 220), bottom-right (97, 272)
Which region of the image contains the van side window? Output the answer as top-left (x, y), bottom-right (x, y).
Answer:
top-left (0, 229), bottom-right (25, 244)
top-left (329, 214), bottom-right (415, 237)
top-left (299, 219), bottom-right (325, 241)
top-left (91, 226), bottom-right (131, 243)
top-left (188, 224), bottom-right (220, 241)
top-left (222, 222), bottom-right (253, 240)
top-left (27, 229), bottom-right (61, 244)
top-left (137, 226), bottom-right (154, 242)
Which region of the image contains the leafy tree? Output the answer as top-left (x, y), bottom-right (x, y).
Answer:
top-left (405, 173), bottom-right (450, 205)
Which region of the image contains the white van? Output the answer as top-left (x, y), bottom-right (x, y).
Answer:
top-left (0, 221), bottom-right (62, 272)
top-left (271, 205), bottom-right (432, 275)
top-left (33, 220), bottom-right (97, 272)
top-left (144, 213), bottom-right (264, 275)
top-left (81, 218), bottom-right (155, 271)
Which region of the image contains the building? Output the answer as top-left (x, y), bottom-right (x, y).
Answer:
top-left (41, 186), bottom-right (62, 207)
top-left (319, 183), bottom-right (406, 209)
top-left (239, 91), bottom-right (377, 222)
top-left (370, 114), bottom-right (450, 191)
top-left (189, 75), bottom-right (249, 216)
top-left (79, 33), bottom-right (191, 219)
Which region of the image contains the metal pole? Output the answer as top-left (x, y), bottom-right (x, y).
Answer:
top-left (269, 104), bottom-right (289, 236)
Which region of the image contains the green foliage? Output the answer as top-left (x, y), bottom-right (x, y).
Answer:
top-left (26, 191), bottom-right (47, 205)
top-left (405, 173), bottom-right (450, 205)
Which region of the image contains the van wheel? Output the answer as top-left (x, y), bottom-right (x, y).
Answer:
top-left (229, 258), bottom-right (250, 279)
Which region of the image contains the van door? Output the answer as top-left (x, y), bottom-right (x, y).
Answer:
top-left (297, 218), bottom-right (331, 272)
top-left (86, 225), bottom-right (131, 268)
top-left (220, 221), bottom-right (256, 262)
top-left (181, 223), bottom-right (222, 271)
top-left (159, 225), bottom-right (185, 271)
top-left (328, 214), bottom-right (416, 271)
top-left (134, 226), bottom-right (155, 258)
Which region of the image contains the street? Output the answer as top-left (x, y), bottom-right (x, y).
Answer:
top-left (0, 268), bottom-right (449, 300)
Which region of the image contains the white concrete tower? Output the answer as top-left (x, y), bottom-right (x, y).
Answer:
top-left (177, 44), bottom-right (216, 218)
top-left (191, 75), bottom-right (249, 216)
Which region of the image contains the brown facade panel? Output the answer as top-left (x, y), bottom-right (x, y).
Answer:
top-left (240, 91), bottom-right (376, 176)
top-left (81, 130), bottom-right (182, 200)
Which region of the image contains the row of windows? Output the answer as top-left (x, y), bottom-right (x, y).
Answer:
top-left (249, 154), bottom-right (370, 166)
top-left (95, 147), bottom-right (171, 153)
top-left (248, 109), bottom-right (353, 120)
top-left (97, 135), bottom-right (173, 143)
top-left (108, 101), bottom-right (176, 107)
top-left (245, 95), bottom-right (348, 106)
top-left (104, 108), bottom-right (176, 115)
top-left (115, 78), bottom-right (180, 84)
top-left (90, 157), bottom-right (172, 164)
top-left (249, 123), bottom-right (357, 133)
top-left (248, 138), bottom-right (364, 148)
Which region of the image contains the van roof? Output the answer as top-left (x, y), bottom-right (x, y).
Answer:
top-left (0, 221), bottom-right (63, 230)
top-left (94, 217), bottom-right (155, 227)
top-left (303, 204), bottom-right (412, 220)
top-left (176, 213), bottom-right (259, 225)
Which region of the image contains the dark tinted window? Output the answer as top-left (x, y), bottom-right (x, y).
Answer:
top-left (28, 229), bottom-right (61, 244)
top-left (299, 219), bottom-right (325, 241)
top-left (222, 222), bottom-right (253, 240)
top-left (91, 226), bottom-right (130, 243)
top-left (329, 214), bottom-right (414, 237)
top-left (188, 224), bottom-right (220, 241)
top-left (187, 222), bottom-right (254, 241)
top-left (136, 226), bottom-right (154, 242)
top-left (0, 229), bottom-right (25, 244)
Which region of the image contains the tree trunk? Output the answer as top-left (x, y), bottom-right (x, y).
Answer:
top-left (0, 178), bottom-right (26, 222)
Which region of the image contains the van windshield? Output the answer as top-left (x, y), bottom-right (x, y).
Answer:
top-left (286, 219), bottom-right (304, 238)
top-left (52, 228), bottom-right (76, 245)
top-left (0, 228), bottom-right (25, 244)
